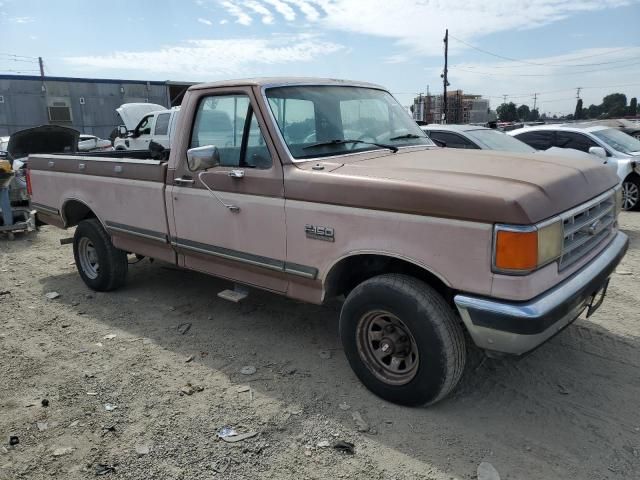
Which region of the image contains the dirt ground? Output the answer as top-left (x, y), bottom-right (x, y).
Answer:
top-left (0, 213), bottom-right (638, 480)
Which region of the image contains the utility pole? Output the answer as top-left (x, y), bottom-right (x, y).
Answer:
top-left (502, 94), bottom-right (508, 104)
top-left (442, 29), bottom-right (448, 124)
top-left (38, 56), bottom-right (44, 78)
top-left (576, 87), bottom-right (582, 99)
top-left (532, 93), bottom-right (538, 112)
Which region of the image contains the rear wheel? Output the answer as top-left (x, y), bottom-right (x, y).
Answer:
top-left (339, 274), bottom-right (466, 406)
top-left (622, 175), bottom-right (640, 211)
top-left (73, 218), bottom-right (128, 291)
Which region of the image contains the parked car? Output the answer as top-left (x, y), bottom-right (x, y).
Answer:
top-left (28, 77), bottom-right (627, 406)
top-left (421, 124), bottom-right (618, 168)
top-left (114, 105), bottom-right (179, 151)
top-left (510, 125), bottom-right (640, 210)
top-left (575, 119), bottom-right (640, 139)
top-left (78, 134), bottom-right (113, 152)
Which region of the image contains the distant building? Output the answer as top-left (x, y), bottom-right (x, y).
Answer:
top-left (0, 74), bottom-right (195, 138)
top-left (413, 90), bottom-right (490, 125)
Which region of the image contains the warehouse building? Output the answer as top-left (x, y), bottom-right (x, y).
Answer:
top-left (0, 74), bottom-right (195, 138)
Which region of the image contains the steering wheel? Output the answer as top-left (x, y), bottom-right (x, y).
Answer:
top-left (350, 133), bottom-right (378, 150)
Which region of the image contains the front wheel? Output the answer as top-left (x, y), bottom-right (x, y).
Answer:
top-left (622, 176), bottom-right (640, 211)
top-left (73, 218), bottom-right (128, 291)
top-left (339, 274), bottom-right (466, 406)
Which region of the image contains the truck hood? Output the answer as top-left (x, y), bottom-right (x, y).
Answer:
top-left (116, 103), bottom-right (166, 131)
top-left (7, 125), bottom-right (79, 162)
top-left (287, 147), bottom-right (619, 224)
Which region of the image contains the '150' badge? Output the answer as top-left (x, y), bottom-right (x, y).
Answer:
top-left (305, 224), bottom-right (335, 242)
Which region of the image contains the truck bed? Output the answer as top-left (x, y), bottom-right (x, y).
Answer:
top-left (28, 153), bottom-right (175, 264)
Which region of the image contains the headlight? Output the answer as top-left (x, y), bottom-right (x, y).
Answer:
top-left (493, 221), bottom-right (563, 274)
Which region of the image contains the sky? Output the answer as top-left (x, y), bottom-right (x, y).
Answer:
top-left (1, 0), bottom-right (639, 115)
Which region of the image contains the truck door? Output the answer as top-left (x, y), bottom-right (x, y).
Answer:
top-left (130, 114), bottom-right (154, 150)
top-left (168, 89), bottom-right (287, 292)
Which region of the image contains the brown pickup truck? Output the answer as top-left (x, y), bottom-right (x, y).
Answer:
top-left (28, 78), bottom-right (628, 406)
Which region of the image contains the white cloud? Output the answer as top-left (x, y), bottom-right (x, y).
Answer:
top-left (214, 1), bottom-right (635, 56)
top-left (443, 47), bottom-right (640, 114)
top-left (197, 17), bottom-right (213, 25)
top-left (220, 19), bottom-right (228, 24)
top-left (220, 0), bottom-right (253, 25)
top-left (10, 15), bottom-right (34, 23)
top-left (63, 35), bottom-right (344, 77)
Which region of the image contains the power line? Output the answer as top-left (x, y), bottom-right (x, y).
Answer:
top-left (0, 52), bottom-right (39, 60)
top-left (450, 59), bottom-right (640, 77)
top-left (449, 35), bottom-right (637, 67)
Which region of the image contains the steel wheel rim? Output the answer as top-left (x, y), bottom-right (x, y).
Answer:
top-left (78, 237), bottom-right (99, 279)
top-left (622, 181), bottom-right (639, 210)
top-left (356, 310), bottom-right (419, 386)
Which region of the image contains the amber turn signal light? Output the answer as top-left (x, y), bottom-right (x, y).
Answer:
top-left (494, 230), bottom-right (538, 271)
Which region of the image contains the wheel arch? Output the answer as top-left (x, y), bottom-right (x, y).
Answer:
top-left (61, 198), bottom-right (102, 228)
top-left (323, 253), bottom-right (454, 304)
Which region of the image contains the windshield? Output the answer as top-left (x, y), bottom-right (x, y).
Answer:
top-left (265, 85), bottom-right (433, 160)
top-left (465, 129), bottom-right (536, 153)
top-left (591, 128), bottom-right (640, 154)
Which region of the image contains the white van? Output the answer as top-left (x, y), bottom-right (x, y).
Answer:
top-left (113, 104), bottom-right (180, 151)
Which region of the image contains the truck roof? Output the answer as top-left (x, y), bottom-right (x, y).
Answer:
top-left (189, 77), bottom-right (385, 91)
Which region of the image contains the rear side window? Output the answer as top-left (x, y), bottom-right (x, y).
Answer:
top-left (154, 113), bottom-right (170, 135)
top-left (554, 131), bottom-right (598, 153)
top-left (514, 131), bottom-right (554, 150)
top-left (428, 131), bottom-right (479, 149)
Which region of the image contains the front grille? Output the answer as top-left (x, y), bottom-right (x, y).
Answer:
top-left (559, 192), bottom-right (616, 270)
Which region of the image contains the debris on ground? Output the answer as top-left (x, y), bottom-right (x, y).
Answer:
top-left (176, 323), bottom-right (191, 335)
top-left (240, 365), bottom-right (257, 375)
top-left (36, 422), bottom-right (48, 431)
top-left (104, 403), bottom-right (117, 411)
top-left (86, 392), bottom-right (98, 396)
top-left (135, 445), bottom-right (150, 456)
top-left (41, 399), bottom-right (49, 408)
top-left (338, 402), bottom-right (351, 411)
top-left (212, 458), bottom-right (230, 473)
top-left (52, 447), bottom-right (74, 457)
top-left (95, 463), bottom-right (116, 475)
top-left (0, 290), bottom-right (10, 296)
top-left (318, 350), bottom-right (331, 359)
top-left (237, 385), bottom-right (250, 393)
top-left (9, 436), bottom-right (19, 446)
top-left (179, 383), bottom-right (204, 396)
top-left (103, 334), bottom-right (117, 340)
top-left (333, 441), bottom-right (355, 455)
top-left (45, 292), bottom-right (61, 300)
top-left (352, 411), bottom-right (370, 432)
top-left (185, 355), bottom-right (194, 363)
top-left (220, 431), bottom-right (258, 443)
top-left (317, 440), bottom-right (331, 448)
top-left (217, 426), bottom-right (237, 439)
top-left (557, 383), bottom-right (570, 395)
top-left (477, 461), bottom-right (501, 480)
top-left (69, 420), bottom-right (79, 427)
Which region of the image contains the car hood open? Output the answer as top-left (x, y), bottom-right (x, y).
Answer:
top-left (116, 103), bottom-right (166, 131)
top-left (7, 125), bottom-right (79, 162)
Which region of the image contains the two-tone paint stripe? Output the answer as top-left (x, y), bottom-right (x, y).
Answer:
top-left (105, 221), bottom-right (317, 280)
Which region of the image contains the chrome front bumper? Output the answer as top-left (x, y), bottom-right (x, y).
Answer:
top-left (454, 231), bottom-right (629, 355)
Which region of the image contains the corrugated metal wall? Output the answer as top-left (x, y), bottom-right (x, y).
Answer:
top-left (0, 76), bottom-right (170, 138)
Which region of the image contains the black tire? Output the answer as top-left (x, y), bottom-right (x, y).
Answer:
top-left (73, 218), bottom-right (128, 291)
top-left (622, 175), bottom-right (640, 211)
top-left (339, 274), bottom-right (466, 406)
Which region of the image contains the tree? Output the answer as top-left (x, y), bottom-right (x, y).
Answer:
top-left (574, 99), bottom-right (583, 120)
top-left (629, 97), bottom-right (637, 116)
top-left (586, 104), bottom-right (601, 119)
top-left (497, 102), bottom-right (518, 122)
top-left (601, 93), bottom-right (627, 118)
top-left (516, 104), bottom-right (530, 121)
top-left (529, 108), bottom-right (540, 121)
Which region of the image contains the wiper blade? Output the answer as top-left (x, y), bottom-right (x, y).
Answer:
top-left (302, 138), bottom-right (398, 153)
top-left (389, 133), bottom-right (423, 141)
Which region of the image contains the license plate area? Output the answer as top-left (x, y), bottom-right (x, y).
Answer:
top-left (585, 278), bottom-right (610, 318)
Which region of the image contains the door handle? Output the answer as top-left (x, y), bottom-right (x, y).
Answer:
top-left (174, 177), bottom-right (194, 186)
top-left (228, 169), bottom-right (245, 179)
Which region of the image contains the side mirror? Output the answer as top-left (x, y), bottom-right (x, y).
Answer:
top-left (118, 125), bottom-right (128, 137)
top-left (589, 146), bottom-right (607, 159)
top-left (187, 145), bottom-right (220, 171)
